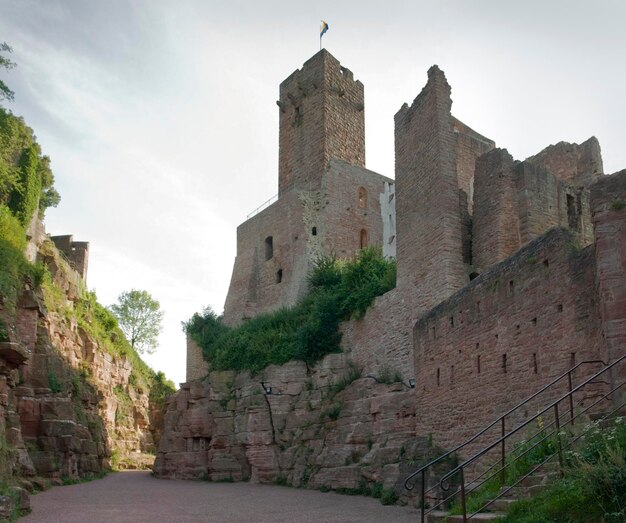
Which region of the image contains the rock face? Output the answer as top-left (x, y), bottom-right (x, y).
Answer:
top-left (155, 355), bottom-right (435, 502)
top-left (0, 237), bottom-right (166, 490)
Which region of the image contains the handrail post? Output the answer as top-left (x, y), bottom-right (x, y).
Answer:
top-left (500, 417), bottom-right (506, 487)
top-left (567, 370), bottom-right (575, 426)
top-left (421, 469), bottom-right (425, 521)
top-left (554, 403), bottom-right (564, 477)
top-left (460, 468), bottom-right (467, 523)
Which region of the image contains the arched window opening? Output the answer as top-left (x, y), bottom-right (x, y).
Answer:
top-left (358, 187), bottom-right (367, 208)
top-left (312, 227), bottom-right (317, 236)
top-left (359, 228), bottom-right (368, 249)
top-left (264, 236), bottom-right (273, 260)
top-left (276, 269), bottom-right (283, 283)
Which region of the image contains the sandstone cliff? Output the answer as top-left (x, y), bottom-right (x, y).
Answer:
top-left (0, 234), bottom-right (170, 516)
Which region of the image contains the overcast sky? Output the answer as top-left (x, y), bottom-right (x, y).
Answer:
top-left (1, 0), bottom-right (624, 385)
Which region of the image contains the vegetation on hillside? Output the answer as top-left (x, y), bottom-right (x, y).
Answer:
top-left (0, 86), bottom-right (173, 400)
top-left (184, 247), bottom-right (396, 373)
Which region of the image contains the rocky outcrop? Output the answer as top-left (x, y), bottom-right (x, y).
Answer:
top-left (155, 354), bottom-right (435, 503)
top-left (0, 237), bottom-right (166, 495)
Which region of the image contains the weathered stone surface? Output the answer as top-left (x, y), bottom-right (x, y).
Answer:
top-left (156, 353), bottom-right (424, 501)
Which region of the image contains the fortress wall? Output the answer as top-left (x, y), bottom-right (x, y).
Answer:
top-left (340, 288), bottom-right (414, 379)
top-left (472, 149), bottom-right (520, 270)
top-left (186, 337), bottom-right (208, 382)
top-left (278, 50), bottom-right (365, 195)
top-left (413, 228), bottom-right (605, 456)
top-left (451, 116), bottom-right (495, 214)
top-left (526, 136), bottom-right (603, 186)
top-left (321, 160), bottom-right (390, 258)
top-left (222, 191), bottom-right (310, 326)
top-left (591, 170), bottom-right (626, 384)
top-left (394, 66), bottom-right (467, 312)
top-left (473, 150), bottom-right (595, 273)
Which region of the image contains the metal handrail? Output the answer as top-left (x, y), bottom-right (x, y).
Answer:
top-left (467, 379), bottom-right (625, 520)
top-left (441, 355), bottom-right (624, 486)
top-left (404, 355), bottom-right (622, 521)
top-left (404, 358), bottom-right (605, 490)
top-left (246, 193), bottom-right (278, 219)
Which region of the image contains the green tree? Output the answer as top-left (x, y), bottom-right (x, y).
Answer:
top-left (110, 290), bottom-right (164, 354)
top-left (0, 42), bottom-right (16, 103)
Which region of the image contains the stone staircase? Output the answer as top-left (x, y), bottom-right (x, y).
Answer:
top-left (425, 462), bottom-right (559, 522)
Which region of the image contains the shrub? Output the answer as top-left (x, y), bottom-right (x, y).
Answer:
top-left (380, 488), bottom-right (399, 505)
top-left (185, 248), bottom-right (396, 373)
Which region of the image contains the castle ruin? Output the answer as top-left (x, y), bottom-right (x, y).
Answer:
top-left (169, 49), bottom-right (625, 495)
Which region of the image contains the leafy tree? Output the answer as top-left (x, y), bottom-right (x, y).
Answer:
top-left (0, 42), bottom-right (16, 103)
top-left (110, 290), bottom-right (164, 354)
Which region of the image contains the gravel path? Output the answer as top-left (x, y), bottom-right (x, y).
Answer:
top-left (20, 471), bottom-right (420, 523)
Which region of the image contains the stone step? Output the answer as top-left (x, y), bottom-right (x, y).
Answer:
top-left (426, 509), bottom-right (508, 522)
top-left (485, 497), bottom-right (517, 512)
top-left (446, 512), bottom-right (508, 521)
top-left (499, 482), bottom-right (547, 498)
top-left (425, 510), bottom-right (449, 523)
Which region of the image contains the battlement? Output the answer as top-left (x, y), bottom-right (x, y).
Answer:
top-left (278, 50), bottom-right (365, 195)
top-left (50, 234), bottom-right (89, 282)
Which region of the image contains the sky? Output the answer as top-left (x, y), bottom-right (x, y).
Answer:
top-left (1, 0), bottom-right (624, 385)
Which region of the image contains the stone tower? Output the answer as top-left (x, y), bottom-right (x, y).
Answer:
top-left (277, 49), bottom-right (366, 195)
top-left (222, 50), bottom-right (391, 326)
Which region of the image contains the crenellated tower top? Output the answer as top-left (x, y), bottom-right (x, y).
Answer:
top-left (277, 49), bottom-right (366, 195)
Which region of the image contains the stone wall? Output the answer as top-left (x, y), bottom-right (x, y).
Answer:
top-left (473, 148), bottom-right (595, 272)
top-left (222, 161), bottom-right (390, 328)
top-left (186, 337), bottom-right (208, 383)
top-left (320, 160), bottom-right (391, 257)
top-left (394, 66), bottom-right (473, 312)
top-left (526, 136), bottom-right (603, 186)
top-left (50, 235), bottom-right (89, 282)
top-left (278, 50), bottom-right (365, 195)
top-left (591, 170), bottom-right (626, 388)
top-left (451, 116), bottom-right (495, 214)
top-left (413, 228), bottom-right (606, 456)
top-left (223, 190), bottom-right (309, 325)
top-left (156, 354), bottom-right (435, 504)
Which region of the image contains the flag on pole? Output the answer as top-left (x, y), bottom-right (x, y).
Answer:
top-left (320, 20), bottom-right (329, 37)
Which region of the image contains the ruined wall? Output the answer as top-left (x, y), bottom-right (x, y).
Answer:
top-left (156, 354), bottom-right (433, 504)
top-left (50, 235), bottom-right (89, 282)
top-left (473, 148), bottom-right (595, 271)
top-left (591, 170), bottom-right (626, 386)
top-left (526, 136), bottom-right (603, 186)
top-left (451, 116), bottom-right (495, 214)
top-left (186, 337), bottom-right (208, 383)
top-left (394, 66), bottom-right (470, 312)
top-left (278, 50), bottom-right (365, 195)
top-left (413, 228), bottom-right (606, 456)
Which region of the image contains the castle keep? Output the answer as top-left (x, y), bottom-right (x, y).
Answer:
top-left (171, 50), bottom-right (625, 497)
top-left (223, 51), bottom-right (393, 326)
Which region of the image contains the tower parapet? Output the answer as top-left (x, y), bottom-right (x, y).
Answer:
top-left (278, 50), bottom-right (365, 195)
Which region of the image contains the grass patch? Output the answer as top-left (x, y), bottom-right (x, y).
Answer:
top-left (329, 362), bottom-right (362, 397)
top-left (185, 248), bottom-right (395, 373)
top-left (503, 417), bottom-right (626, 523)
top-left (449, 431), bottom-right (557, 515)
